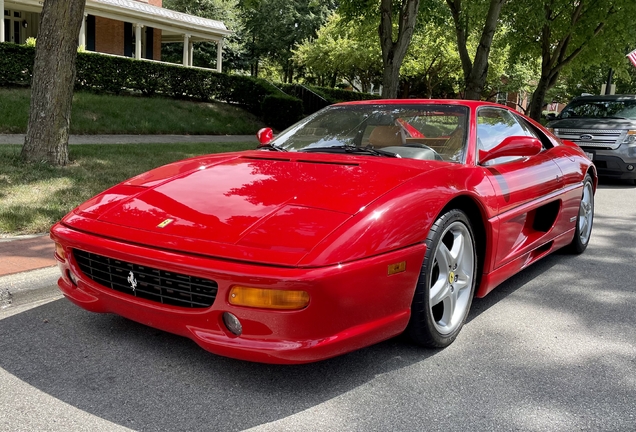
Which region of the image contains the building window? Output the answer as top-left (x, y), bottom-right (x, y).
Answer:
top-left (496, 92), bottom-right (508, 105)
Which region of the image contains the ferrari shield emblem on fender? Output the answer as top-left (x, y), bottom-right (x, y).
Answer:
top-left (157, 218), bottom-right (174, 228)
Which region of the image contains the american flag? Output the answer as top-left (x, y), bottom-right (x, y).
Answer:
top-left (628, 49), bottom-right (636, 68)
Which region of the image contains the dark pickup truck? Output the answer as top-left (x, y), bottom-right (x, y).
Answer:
top-left (547, 94), bottom-right (636, 184)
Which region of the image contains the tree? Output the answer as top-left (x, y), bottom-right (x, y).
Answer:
top-left (378, 0), bottom-right (421, 98)
top-left (400, 21), bottom-right (462, 98)
top-left (293, 13), bottom-right (382, 91)
top-left (444, 0), bottom-right (506, 100)
top-left (21, 0), bottom-right (86, 165)
top-left (340, 0), bottom-right (422, 98)
top-left (239, 0), bottom-right (335, 81)
top-left (505, 0), bottom-right (636, 120)
top-left (162, 0), bottom-right (249, 72)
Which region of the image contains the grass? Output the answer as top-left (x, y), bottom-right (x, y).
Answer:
top-left (0, 142), bottom-right (255, 235)
top-left (0, 87), bottom-right (264, 135)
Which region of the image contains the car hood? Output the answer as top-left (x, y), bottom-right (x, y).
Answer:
top-left (67, 152), bottom-right (435, 266)
top-left (548, 117), bottom-right (636, 129)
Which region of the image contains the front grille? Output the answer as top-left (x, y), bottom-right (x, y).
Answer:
top-left (73, 249), bottom-right (218, 308)
top-left (553, 128), bottom-right (625, 150)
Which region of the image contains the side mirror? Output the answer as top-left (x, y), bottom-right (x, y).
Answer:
top-left (545, 113), bottom-right (557, 121)
top-left (257, 127), bottom-right (273, 146)
top-left (479, 136), bottom-right (543, 165)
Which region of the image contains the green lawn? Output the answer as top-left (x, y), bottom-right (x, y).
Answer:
top-left (0, 87), bottom-right (264, 135)
top-left (0, 142), bottom-right (255, 235)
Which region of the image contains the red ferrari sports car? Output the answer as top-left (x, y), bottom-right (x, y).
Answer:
top-left (51, 100), bottom-right (596, 364)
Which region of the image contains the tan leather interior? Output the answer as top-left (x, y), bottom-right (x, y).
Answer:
top-left (439, 127), bottom-right (465, 160)
top-left (368, 126), bottom-right (404, 148)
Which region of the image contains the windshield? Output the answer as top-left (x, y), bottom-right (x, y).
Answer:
top-left (271, 104), bottom-right (469, 162)
top-left (559, 99), bottom-right (636, 119)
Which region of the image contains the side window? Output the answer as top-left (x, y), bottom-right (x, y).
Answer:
top-left (477, 108), bottom-right (541, 165)
top-left (477, 107), bottom-right (535, 151)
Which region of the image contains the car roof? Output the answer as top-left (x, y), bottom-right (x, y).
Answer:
top-left (568, 94), bottom-right (636, 103)
top-left (334, 99), bottom-right (505, 109)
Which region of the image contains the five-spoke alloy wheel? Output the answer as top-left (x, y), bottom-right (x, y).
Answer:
top-left (408, 209), bottom-right (477, 347)
top-left (568, 174), bottom-right (594, 254)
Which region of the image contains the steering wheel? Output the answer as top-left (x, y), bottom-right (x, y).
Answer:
top-left (404, 143), bottom-right (443, 160)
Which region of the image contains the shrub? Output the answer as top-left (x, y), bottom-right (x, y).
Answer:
top-left (0, 43), bottom-right (376, 121)
top-left (261, 94), bottom-right (303, 130)
top-left (0, 43), bottom-right (35, 86)
top-left (307, 85), bottom-right (378, 103)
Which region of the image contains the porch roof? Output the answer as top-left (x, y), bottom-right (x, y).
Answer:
top-left (6, 0), bottom-right (231, 42)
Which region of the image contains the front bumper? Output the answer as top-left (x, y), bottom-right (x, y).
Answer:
top-left (51, 224), bottom-right (426, 364)
top-left (582, 147), bottom-right (636, 180)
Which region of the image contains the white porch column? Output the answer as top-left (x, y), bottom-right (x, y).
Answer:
top-left (188, 41), bottom-right (194, 67)
top-left (135, 23), bottom-right (142, 59)
top-left (216, 39), bottom-right (223, 73)
top-left (182, 34), bottom-right (190, 66)
top-left (0, 0), bottom-right (5, 43)
top-left (78, 14), bottom-right (86, 47)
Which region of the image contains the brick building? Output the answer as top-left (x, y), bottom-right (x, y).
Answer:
top-left (2, 0), bottom-right (230, 71)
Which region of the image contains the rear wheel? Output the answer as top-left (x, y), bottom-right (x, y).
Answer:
top-left (567, 174), bottom-right (594, 254)
top-left (408, 209), bottom-right (477, 347)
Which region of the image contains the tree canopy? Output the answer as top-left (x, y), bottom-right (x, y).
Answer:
top-left (158, 0), bottom-right (636, 108)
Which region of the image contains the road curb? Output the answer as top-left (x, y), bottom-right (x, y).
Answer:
top-left (0, 267), bottom-right (62, 310)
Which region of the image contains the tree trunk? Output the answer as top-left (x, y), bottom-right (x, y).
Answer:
top-left (526, 5), bottom-right (608, 121)
top-left (381, 61), bottom-right (402, 99)
top-left (529, 75), bottom-right (551, 121)
top-left (379, 0), bottom-right (421, 98)
top-left (446, 0), bottom-right (505, 100)
top-left (21, 0), bottom-right (86, 165)
top-left (330, 72), bottom-right (337, 88)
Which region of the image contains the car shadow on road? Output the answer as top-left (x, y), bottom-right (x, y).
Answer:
top-left (0, 295), bottom-right (435, 431)
top-left (0, 250), bottom-right (581, 432)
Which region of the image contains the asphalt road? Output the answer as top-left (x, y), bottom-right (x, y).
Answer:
top-left (1, 179), bottom-right (635, 432)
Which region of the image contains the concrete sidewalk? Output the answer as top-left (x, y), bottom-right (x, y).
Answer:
top-left (0, 134), bottom-right (257, 145)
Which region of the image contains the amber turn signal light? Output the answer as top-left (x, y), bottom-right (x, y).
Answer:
top-left (229, 286), bottom-right (309, 310)
top-left (388, 261), bottom-right (406, 275)
top-left (55, 242), bottom-right (66, 261)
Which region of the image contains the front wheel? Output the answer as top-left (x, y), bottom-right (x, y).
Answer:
top-left (407, 209), bottom-right (477, 348)
top-left (567, 174), bottom-right (594, 254)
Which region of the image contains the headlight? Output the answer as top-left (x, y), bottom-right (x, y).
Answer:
top-left (623, 131), bottom-right (636, 146)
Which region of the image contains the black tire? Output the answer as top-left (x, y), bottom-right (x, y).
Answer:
top-left (407, 209), bottom-right (477, 348)
top-left (567, 174), bottom-right (594, 254)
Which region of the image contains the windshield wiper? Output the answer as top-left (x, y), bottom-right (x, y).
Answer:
top-left (257, 143), bottom-right (287, 152)
top-left (300, 145), bottom-right (399, 158)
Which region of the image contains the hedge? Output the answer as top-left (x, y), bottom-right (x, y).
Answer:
top-left (261, 94), bottom-right (304, 130)
top-left (0, 42), bottom-right (377, 122)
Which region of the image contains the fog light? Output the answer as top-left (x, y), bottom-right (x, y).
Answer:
top-left (222, 312), bottom-right (243, 336)
top-left (229, 286), bottom-right (309, 310)
top-left (67, 269), bottom-right (78, 286)
top-left (627, 165), bottom-right (634, 171)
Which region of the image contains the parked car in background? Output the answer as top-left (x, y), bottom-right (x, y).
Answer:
top-left (51, 100), bottom-right (596, 364)
top-left (547, 94), bottom-right (636, 185)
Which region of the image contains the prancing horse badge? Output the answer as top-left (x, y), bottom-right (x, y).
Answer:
top-left (157, 218), bottom-right (174, 228)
